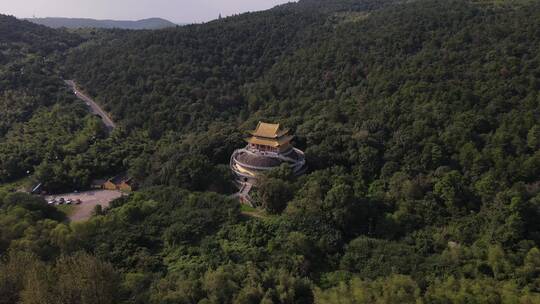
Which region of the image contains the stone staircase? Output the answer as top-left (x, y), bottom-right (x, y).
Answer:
top-left (238, 182), bottom-right (253, 206)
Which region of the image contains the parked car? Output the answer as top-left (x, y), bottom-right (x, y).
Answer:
top-left (47, 200), bottom-right (55, 205)
top-left (66, 199), bottom-right (73, 205)
top-left (75, 199), bottom-right (82, 205)
top-left (57, 198), bottom-right (65, 205)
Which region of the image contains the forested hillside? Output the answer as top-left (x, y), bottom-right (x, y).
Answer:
top-left (0, 15), bottom-right (82, 132)
top-left (1, 0), bottom-right (540, 303)
top-left (0, 16), bottom-right (138, 194)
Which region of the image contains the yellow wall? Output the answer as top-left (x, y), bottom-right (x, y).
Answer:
top-left (119, 182), bottom-right (132, 192)
top-left (103, 181), bottom-right (117, 190)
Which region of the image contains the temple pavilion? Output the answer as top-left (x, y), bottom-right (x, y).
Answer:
top-left (230, 122), bottom-right (306, 187)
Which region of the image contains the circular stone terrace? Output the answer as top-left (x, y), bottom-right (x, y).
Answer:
top-left (230, 147), bottom-right (306, 183)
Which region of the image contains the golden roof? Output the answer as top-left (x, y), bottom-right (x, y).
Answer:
top-left (249, 121), bottom-right (289, 139)
top-left (245, 135), bottom-right (294, 147)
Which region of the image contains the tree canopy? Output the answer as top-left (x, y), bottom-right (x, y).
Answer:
top-left (0, 0), bottom-right (540, 302)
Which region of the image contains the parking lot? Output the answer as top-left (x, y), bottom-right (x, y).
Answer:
top-left (45, 190), bottom-right (124, 222)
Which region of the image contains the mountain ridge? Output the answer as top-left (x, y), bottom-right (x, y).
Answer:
top-left (25, 16), bottom-right (178, 29)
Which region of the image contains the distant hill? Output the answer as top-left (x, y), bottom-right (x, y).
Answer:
top-left (25, 17), bottom-right (178, 30)
top-left (0, 15), bottom-right (82, 55)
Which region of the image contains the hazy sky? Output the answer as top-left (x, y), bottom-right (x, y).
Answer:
top-left (1, 0), bottom-right (295, 23)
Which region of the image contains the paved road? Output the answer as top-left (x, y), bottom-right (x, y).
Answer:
top-left (65, 80), bottom-right (116, 131)
top-left (46, 190), bottom-right (124, 222)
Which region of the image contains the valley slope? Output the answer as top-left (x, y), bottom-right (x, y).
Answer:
top-left (1, 0), bottom-right (540, 303)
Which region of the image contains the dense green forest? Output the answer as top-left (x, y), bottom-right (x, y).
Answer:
top-left (0, 15), bottom-right (81, 135)
top-left (1, 0), bottom-right (540, 302)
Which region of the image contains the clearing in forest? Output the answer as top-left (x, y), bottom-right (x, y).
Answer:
top-left (45, 190), bottom-right (124, 222)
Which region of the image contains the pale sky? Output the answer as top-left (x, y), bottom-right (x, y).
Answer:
top-left (0, 0), bottom-right (295, 24)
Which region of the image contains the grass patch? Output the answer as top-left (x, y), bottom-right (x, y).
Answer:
top-left (0, 177), bottom-right (32, 193)
top-left (56, 204), bottom-right (75, 216)
top-left (240, 204), bottom-right (258, 212)
top-left (332, 11), bottom-right (370, 24)
top-left (239, 204), bottom-right (275, 220)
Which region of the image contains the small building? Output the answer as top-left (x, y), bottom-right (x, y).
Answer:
top-left (91, 179), bottom-right (107, 189)
top-left (102, 174), bottom-right (135, 192)
top-left (230, 121), bottom-right (306, 186)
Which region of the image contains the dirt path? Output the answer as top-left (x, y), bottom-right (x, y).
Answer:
top-left (64, 80), bottom-right (116, 131)
top-left (46, 190), bottom-right (124, 222)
